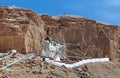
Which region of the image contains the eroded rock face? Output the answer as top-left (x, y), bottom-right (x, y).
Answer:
top-left (0, 6), bottom-right (120, 59)
top-left (40, 15), bottom-right (120, 59)
top-left (0, 6), bottom-right (45, 54)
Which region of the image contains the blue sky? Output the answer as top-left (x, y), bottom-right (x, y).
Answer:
top-left (0, 0), bottom-right (120, 26)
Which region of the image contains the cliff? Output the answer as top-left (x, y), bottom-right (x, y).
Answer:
top-left (0, 6), bottom-right (45, 54)
top-left (40, 15), bottom-right (120, 59)
top-left (0, 6), bottom-right (120, 59)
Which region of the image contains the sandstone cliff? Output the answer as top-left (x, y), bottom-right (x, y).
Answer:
top-left (0, 6), bottom-right (120, 59)
top-left (0, 6), bottom-right (45, 54)
top-left (40, 15), bottom-right (120, 59)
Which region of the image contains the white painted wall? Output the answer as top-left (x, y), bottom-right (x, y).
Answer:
top-left (43, 58), bottom-right (109, 68)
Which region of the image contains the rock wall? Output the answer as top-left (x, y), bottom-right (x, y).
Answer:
top-left (40, 15), bottom-right (120, 59)
top-left (0, 6), bottom-right (45, 54)
top-left (0, 6), bottom-right (120, 59)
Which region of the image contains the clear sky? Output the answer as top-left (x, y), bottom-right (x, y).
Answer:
top-left (0, 0), bottom-right (120, 26)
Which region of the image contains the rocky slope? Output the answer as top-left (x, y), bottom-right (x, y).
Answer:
top-left (2, 58), bottom-right (120, 78)
top-left (80, 59), bottom-right (120, 78)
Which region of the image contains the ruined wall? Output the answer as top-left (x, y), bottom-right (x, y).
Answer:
top-left (40, 15), bottom-right (120, 59)
top-left (0, 6), bottom-right (45, 54)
